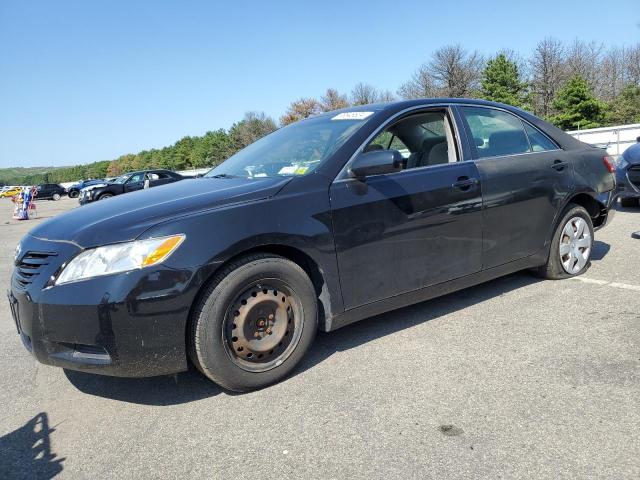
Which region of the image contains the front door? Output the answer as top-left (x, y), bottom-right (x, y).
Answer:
top-left (457, 106), bottom-right (575, 268)
top-left (330, 109), bottom-right (483, 310)
top-left (124, 173), bottom-right (145, 193)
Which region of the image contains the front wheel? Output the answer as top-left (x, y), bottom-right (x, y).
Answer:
top-left (98, 193), bottom-right (113, 200)
top-left (535, 203), bottom-right (593, 279)
top-left (189, 254), bottom-right (318, 392)
top-left (68, 190), bottom-right (79, 198)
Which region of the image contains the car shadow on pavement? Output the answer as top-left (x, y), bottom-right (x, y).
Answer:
top-left (64, 272), bottom-right (540, 403)
top-left (297, 272), bottom-right (541, 376)
top-left (63, 366), bottom-right (224, 406)
top-left (0, 412), bottom-right (64, 480)
top-left (591, 240), bottom-right (611, 261)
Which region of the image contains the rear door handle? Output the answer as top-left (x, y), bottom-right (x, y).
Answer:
top-left (551, 160), bottom-right (569, 171)
top-left (452, 177), bottom-right (479, 190)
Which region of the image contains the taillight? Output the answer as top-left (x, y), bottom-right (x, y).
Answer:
top-left (603, 156), bottom-right (616, 173)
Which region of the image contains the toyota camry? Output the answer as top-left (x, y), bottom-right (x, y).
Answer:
top-left (9, 99), bottom-right (616, 392)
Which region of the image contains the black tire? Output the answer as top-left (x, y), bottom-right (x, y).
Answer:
top-left (620, 197), bottom-right (639, 208)
top-left (188, 254), bottom-right (318, 392)
top-left (68, 190), bottom-right (79, 199)
top-left (98, 193), bottom-right (113, 200)
top-left (534, 203), bottom-right (594, 280)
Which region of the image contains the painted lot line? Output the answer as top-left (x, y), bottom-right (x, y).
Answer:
top-left (570, 275), bottom-right (640, 292)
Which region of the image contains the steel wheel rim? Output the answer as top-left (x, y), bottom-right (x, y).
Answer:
top-left (222, 279), bottom-right (304, 373)
top-left (559, 216), bottom-right (591, 274)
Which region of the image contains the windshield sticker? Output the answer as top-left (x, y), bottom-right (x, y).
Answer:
top-left (331, 112), bottom-right (374, 121)
top-left (294, 166), bottom-right (309, 175)
top-left (277, 166), bottom-right (298, 175)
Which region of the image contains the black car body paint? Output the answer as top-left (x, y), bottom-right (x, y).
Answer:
top-left (10, 99), bottom-right (617, 378)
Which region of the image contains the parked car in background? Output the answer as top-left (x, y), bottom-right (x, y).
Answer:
top-left (616, 141), bottom-right (640, 207)
top-left (35, 183), bottom-right (66, 200)
top-left (0, 186), bottom-right (22, 198)
top-left (67, 179), bottom-right (105, 198)
top-left (78, 169), bottom-right (184, 205)
top-left (10, 99), bottom-right (616, 392)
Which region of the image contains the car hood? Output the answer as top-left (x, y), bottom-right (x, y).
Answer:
top-left (28, 177), bottom-right (290, 248)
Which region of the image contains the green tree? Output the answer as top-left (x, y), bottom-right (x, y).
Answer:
top-left (549, 75), bottom-right (605, 130)
top-left (229, 111), bottom-right (277, 149)
top-left (606, 84), bottom-right (640, 125)
top-left (481, 53), bottom-right (528, 107)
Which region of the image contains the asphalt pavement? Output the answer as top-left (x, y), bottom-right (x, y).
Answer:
top-left (0, 197), bottom-right (638, 479)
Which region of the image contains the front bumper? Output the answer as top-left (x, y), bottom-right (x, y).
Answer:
top-left (9, 235), bottom-right (201, 377)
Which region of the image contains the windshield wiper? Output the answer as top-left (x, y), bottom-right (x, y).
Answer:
top-left (209, 173), bottom-right (240, 179)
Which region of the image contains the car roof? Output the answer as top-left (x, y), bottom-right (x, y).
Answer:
top-left (316, 98), bottom-right (529, 116)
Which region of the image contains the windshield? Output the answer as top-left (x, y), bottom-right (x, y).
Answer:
top-left (206, 113), bottom-right (372, 178)
top-left (112, 174), bottom-right (130, 184)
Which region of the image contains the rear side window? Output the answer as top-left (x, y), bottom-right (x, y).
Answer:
top-left (524, 123), bottom-right (558, 151)
top-left (460, 107), bottom-right (530, 158)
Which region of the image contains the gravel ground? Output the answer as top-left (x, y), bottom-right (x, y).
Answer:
top-left (0, 197), bottom-right (638, 480)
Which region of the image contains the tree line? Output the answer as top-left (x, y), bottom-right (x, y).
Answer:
top-left (5, 37), bottom-right (640, 186)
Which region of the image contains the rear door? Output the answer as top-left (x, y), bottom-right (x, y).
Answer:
top-left (329, 108), bottom-right (483, 310)
top-left (457, 106), bottom-right (574, 269)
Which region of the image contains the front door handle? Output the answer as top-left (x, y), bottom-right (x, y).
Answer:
top-left (452, 177), bottom-right (479, 190)
top-left (551, 160), bottom-right (569, 171)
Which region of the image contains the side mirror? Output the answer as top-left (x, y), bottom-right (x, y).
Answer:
top-left (348, 149), bottom-right (404, 179)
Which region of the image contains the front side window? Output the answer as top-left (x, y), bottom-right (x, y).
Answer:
top-left (207, 113), bottom-right (372, 179)
top-left (460, 107), bottom-right (531, 158)
top-left (365, 111), bottom-right (458, 170)
top-left (127, 173), bottom-right (144, 184)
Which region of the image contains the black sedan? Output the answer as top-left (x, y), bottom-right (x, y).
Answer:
top-left (78, 169), bottom-right (183, 205)
top-left (616, 140), bottom-right (640, 207)
top-left (35, 183), bottom-right (67, 201)
top-left (10, 99), bottom-right (616, 392)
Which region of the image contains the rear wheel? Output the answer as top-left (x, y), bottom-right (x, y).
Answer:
top-left (620, 197), bottom-right (639, 208)
top-left (52, 193), bottom-right (61, 201)
top-left (189, 254), bottom-right (317, 392)
top-left (535, 203), bottom-right (593, 279)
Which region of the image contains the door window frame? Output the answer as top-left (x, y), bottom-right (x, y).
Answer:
top-left (455, 105), bottom-right (562, 161)
top-left (333, 105), bottom-right (468, 182)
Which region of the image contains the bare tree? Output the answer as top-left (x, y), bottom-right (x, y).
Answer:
top-left (427, 44), bottom-right (484, 97)
top-left (625, 44), bottom-right (640, 86)
top-left (351, 82), bottom-right (380, 105)
top-left (530, 37), bottom-right (566, 117)
top-left (378, 90), bottom-right (396, 102)
top-left (398, 64), bottom-right (435, 99)
top-left (280, 98), bottom-right (322, 126)
top-left (600, 46), bottom-right (626, 101)
top-left (566, 39), bottom-right (604, 93)
top-left (320, 88), bottom-right (349, 112)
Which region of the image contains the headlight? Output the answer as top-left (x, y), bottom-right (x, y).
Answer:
top-left (55, 234), bottom-right (185, 285)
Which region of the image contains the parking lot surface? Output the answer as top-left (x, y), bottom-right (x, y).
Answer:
top-left (0, 197), bottom-right (638, 479)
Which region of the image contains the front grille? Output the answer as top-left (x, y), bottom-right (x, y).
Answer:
top-left (15, 251), bottom-right (58, 287)
top-left (628, 165), bottom-right (640, 190)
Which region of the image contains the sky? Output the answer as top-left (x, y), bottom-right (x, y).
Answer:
top-left (0, 0), bottom-right (638, 168)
